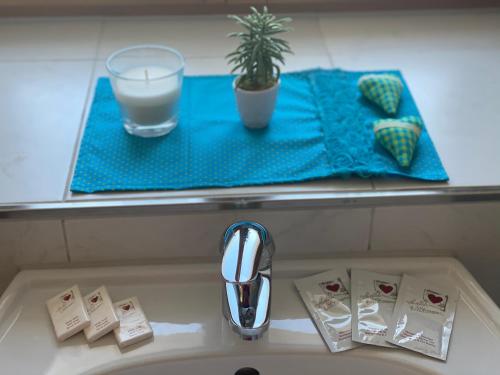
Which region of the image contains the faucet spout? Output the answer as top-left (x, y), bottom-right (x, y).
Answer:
top-left (220, 222), bottom-right (274, 340)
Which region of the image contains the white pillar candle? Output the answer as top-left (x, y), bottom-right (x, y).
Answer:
top-left (113, 66), bottom-right (181, 126)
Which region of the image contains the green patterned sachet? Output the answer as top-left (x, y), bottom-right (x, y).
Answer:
top-left (358, 74), bottom-right (403, 115)
top-left (374, 116), bottom-right (423, 168)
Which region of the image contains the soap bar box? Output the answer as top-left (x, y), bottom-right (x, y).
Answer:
top-left (113, 296), bottom-right (153, 348)
top-left (46, 285), bottom-right (90, 342)
top-left (83, 286), bottom-right (120, 343)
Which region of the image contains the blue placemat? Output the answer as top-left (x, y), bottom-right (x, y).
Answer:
top-left (71, 69), bottom-right (447, 193)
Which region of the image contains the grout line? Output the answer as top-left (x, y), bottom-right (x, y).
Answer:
top-left (62, 20), bottom-right (105, 202)
top-left (61, 220), bottom-right (72, 263)
top-left (367, 207), bottom-right (376, 251)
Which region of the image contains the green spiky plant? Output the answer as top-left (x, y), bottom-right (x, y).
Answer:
top-left (226, 7), bottom-right (293, 91)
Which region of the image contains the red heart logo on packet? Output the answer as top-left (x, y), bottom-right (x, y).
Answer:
top-left (90, 296), bottom-right (99, 303)
top-left (122, 304), bottom-right (131, 311)
top-left (428, 294), bottom-right (443, 304)
top-left (326, 283), bottom-right (340, 292)
top-left (63, 293), bottom-right (72, 301)
top-left (379, 284), bottom-right (393, 294)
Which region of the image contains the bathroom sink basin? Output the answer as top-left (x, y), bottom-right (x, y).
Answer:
top-left (108, 354), bottom-right (431, 375)
top-left (0, 257), bottom-right (499, 375)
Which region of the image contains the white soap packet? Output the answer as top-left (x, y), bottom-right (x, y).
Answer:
top-left (113, 296), bottom-right (153, 348)
top-left (46, 285), bottom-right (90, 342)
top-left (386, 274), bottom-right (459, 361)
top-left (83, 286), bottom-right (120, 343)
top-left (351, 269), bottom-right (400, 348)
top-left (294, 269), bottom-right (359, 353)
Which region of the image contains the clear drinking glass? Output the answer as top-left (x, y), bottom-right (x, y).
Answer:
top-left (106, 45), bottom-right (185, 138)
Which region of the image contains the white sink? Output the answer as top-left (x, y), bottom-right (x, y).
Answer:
top-left (0, 257), bottom-right (499, 375)
top-left (109, 354), bottom-right (429, 375)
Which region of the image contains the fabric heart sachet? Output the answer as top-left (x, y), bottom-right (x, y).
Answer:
top-left (374, 116), bottom-right (423, 168)
top-left (358, 73), bottom-right (423, 169)
top-left (358, 73), bottom-right (403, 115)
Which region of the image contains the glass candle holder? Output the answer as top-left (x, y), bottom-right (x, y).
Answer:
top-left (106, 45), bottom-right (184, 138)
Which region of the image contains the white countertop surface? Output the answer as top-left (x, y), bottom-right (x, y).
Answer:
top-left (1, 9), bottom-right (499, 205)
top-left (0, 257), bottom-right (499, 375)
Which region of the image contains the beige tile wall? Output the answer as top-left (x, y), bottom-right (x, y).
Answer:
top-left (0, 219), bottom-right (68, 292)
top-left (1, 202), bottom-right (500, 305)
top-left (64, 208), bottom-right (371, 263)
top-left (371, 203), bottom-right (500, 252)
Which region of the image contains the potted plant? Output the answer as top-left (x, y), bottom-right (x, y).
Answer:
top-left (226, 7), bottom-right (292, 129)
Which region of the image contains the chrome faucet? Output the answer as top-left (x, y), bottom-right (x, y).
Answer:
top-left (220, 221), bottom-right (275, 340)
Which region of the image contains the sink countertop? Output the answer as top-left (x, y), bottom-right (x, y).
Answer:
top-left (0, 257), bottom-right (499, 375)
top-left (0, 9), bottom-right (499, 207)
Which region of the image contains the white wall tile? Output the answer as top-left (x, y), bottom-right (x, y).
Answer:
top-left (65, 208), bottom-right (371, 263)
top-left (0, 61), bottom-right (94, 204)
top-left (0, 220), bottom-right (68, 293)
top-left (65, 212), bottom-right (237, 263)
top-left (278, 15), bottom-right (329, 56)
top-left (241, 208), bottom-right (371, 257)
top-left (0, 18), bottom-right (101, 61)
top-left (319, 10), bottom-right (500, 55)
top-left (98, 16), bottom-right (240, 59)
top-left (98, 15), bottom-right (326, 59)
top-left (371, 203), bottom-right (500, 251)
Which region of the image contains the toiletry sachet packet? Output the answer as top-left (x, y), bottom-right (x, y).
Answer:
top-left (351, 269), bottom-right (400, 348)
top-left (386, 274), bottom-right (459, 361)
top-left (294, 269), bottom-right (359, 353)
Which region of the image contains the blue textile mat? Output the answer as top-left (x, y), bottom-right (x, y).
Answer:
top-left (71, 69), bottom-right (448, 193)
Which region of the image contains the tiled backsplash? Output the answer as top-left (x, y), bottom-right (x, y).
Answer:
top-left (1, 202), bottom-right (499, 305)
top-left (0, 220), bottom-right (68, 292)
top-left (64, 208), bottom-right (371, 263)
top-left (371, 203), bottom-right (500, 251)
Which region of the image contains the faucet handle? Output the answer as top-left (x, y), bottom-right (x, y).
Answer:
top-left (220, 221), bottom-right (273, 283)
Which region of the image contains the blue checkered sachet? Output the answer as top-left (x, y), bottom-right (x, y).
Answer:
top-left (374, 116), bottom-right (423, 168)
top-left (358, 74), bottom-right (403, 115)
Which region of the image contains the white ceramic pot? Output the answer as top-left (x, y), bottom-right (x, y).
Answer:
top-left (233, 77), bottom-right (280, 129)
